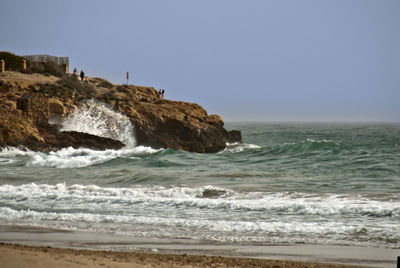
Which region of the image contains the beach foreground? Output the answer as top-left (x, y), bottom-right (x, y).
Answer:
top-left (0, 226), bottom-right (398, 267)
top-left (0, 243), bottom-right (372, 268)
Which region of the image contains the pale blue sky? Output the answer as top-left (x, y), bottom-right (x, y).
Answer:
top-left (1, 0), bottom-right (399, 122)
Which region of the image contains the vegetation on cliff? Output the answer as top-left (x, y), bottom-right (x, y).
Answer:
top-left (0, 52), bottom-right (26, 71)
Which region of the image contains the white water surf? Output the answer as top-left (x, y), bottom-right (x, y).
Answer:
top-left (61, 99), bottom-right (137, 148)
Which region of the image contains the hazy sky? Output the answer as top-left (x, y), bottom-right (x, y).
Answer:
top-left (1, 0), bottom-right (399, 122)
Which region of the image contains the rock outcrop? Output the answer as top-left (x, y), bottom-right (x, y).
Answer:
top-left (0, 72), bottom-right (241, 152)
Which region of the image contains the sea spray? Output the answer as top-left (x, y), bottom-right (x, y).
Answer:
top-left (60, 100), bottom-right (136, 147)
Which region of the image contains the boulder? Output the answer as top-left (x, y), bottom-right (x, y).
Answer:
top-left (49, 98), bottom-right (66, 114)
top-left (38, 125), bottom-right (124, 151)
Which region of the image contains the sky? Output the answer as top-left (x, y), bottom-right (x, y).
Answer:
top-left (0, 0), bottom-right (399, 122)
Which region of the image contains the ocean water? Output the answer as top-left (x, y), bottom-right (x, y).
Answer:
top-left (0, 104), bottom-right (399, 249)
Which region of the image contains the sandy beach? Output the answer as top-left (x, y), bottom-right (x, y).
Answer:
top-left (0, 226), bottom-right (398, 267)
top-left (0, 243), bottom-right (374, 268)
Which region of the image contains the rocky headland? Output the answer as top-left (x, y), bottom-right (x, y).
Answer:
top-left (0, 72), bottom-right (241, 153)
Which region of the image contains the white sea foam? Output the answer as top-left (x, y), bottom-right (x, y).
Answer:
top-left (306, 138), bottom-right (338, 144)
top-left (1, 183), bottom-right (399, 218)
top-left (1, 183), bottom-right (399, 246)
top-left (0, 158), bottom-right (18, 165)
top-left (0, 147), bottom-right (34, 165)
top-left (24, 146), bottom-right (159, 168)
top-left (219, 143), bottom-right (261, 154)
top-left (0, 147), bottom-right (35, 157)
top-left (60, 99), bottom-right (136, 147)
top-left (304, 138), bottom-right (342, 148)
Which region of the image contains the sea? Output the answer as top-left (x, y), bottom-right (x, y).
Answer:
top-left (0, 101), bottom-right (399, 249)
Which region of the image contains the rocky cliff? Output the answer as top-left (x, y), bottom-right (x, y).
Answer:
top-left (0, 72), bottom-right (241, 152)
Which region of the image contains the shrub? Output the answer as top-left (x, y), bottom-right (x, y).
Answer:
top-left (0, 51), bottom-right (26, 71)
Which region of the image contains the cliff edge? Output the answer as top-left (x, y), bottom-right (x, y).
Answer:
top-left (0, 72), bottom-right (241, 153)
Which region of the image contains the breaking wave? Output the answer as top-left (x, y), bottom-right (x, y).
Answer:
top-left (0, 146), bottom-right (160, 168)
top-left (220, 143), bottom-right (261, 154)
top-left (25, 146), bottom-right (159, 168)
top-left (0, 183), bottom-right (399, 246)
top-left (220, 139), bottom-right (342, 155)
top-left (60, 100), bottom-right (136, 147)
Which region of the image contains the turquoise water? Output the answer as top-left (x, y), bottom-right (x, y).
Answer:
top-left (0, 122), bottom-right (399, 248)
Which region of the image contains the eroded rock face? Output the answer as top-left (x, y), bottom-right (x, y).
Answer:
top-left (0, 72), bottom-right (242, 152)
top-left (227, 130), bottom-right (242, 144)
top-left (48, 98), bottom-right (66, 114)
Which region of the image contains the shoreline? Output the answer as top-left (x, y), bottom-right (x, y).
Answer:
top-left (0, 243), bottom-right (370, 268)
top-left (0, 243), bottom-right (375, 268)
top-left (0, 225), bottom-right (397, 267)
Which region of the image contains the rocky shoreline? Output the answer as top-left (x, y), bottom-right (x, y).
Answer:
top-left (0, 72), bottom-right (241, 152)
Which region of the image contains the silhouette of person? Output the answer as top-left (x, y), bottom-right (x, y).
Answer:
top-left (80, 70), bottom-right (85, 81)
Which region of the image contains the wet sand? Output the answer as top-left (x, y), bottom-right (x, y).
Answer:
top-left (0, 243), bottom-right (372, 268)
top-left (0, 226), bottom-right (398, 267)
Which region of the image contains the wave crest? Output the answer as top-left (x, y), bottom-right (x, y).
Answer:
top-left (269, 139), bottom-right (342, 155)
top-left (219, 143), bottom-right (261, 154)
top-left (25, 146), bottom-right (160, 168)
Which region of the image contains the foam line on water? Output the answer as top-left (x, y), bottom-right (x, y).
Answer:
top-left (0, 147), bottom-right (35, 157)
top-left (24, 146), bottom-right (160, 168)
top-left (0, 206), bottom-right (398, 246)
top-left (1, 183), bottom-right (399, 217)
top-left (1, 184), bottom-right (399, 246)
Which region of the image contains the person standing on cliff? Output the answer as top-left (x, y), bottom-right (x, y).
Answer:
top-left (80, 70), bottom-right (85, 81)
